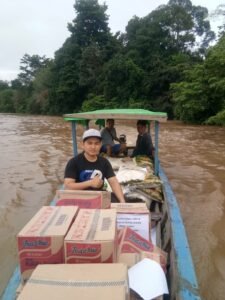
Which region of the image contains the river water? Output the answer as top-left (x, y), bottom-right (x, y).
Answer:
top-left (0, 114), bottom-right (224, 299)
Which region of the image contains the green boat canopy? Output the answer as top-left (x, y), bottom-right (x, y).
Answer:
top-left (64, 108), bottom-right (167, 123)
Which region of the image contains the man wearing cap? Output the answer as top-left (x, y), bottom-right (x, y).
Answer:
top-left (64, 128), bottom-right (126, 203)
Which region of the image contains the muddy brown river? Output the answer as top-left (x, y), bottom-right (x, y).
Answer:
top-left (0, 114), bottom-right (224, 299)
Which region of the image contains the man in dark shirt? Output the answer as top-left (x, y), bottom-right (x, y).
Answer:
top-left (64, 128), bottom-right (125, 203)
top-left (132, 120), bottom-right (154, 158)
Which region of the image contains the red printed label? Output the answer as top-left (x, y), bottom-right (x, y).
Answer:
top-left (121, 227), bottom-right (154, 253)
top-left (23, 207), bottom-right (54, 235)
top-left (18, 242), bottom-right (63, 275)
top-left (18, 237), bottom-right (51, 251)
top-left (66, 243), bottom-right (101, 257)
top-left (56, 197), bottom-right (102, 208)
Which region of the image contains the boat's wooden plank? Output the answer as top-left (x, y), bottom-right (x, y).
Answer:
top-left (154, 203), bottom-right (162, 248)
top-left (161, 218), bottom-right (171, 252)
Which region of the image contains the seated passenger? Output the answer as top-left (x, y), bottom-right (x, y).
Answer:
top-left (64, 128), bottom-right (126, 203)
top-left (132, 120), bottom-right (154, 158)
top-left (100, 119), bottom-right (126, 156)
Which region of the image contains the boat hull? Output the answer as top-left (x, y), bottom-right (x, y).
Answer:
top-left (2, 165), bottom-right (201, 300)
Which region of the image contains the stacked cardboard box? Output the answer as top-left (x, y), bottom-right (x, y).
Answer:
top-left (111, 203), bottom-right (150, 240)
top-left (64, 209), bottom-right (117, 263)
top-left (17, 206), bottom-right (78, 282)
top-left (17, 263), bottom-right (129, 300)
top-left (55, 190), bottom-right (111, 209)
top-left (117, 227), bottom-right (167, 271)
top-left (16, 196), bottom-right (168, 299)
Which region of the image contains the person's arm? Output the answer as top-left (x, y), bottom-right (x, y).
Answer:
top-left (64, 176), bottom-right (103, 190)
top-left (107, 176), bottom-right (126, 203)
top-left (112, 128), bottom-right (120, 142)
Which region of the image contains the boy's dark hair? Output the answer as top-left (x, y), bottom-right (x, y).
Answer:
top-left (106, 119), bottom-right (114, 123)
top-left (137, 120), bottom-right (147, 126)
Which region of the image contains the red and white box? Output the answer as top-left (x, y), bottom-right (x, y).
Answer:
top-left (55, 190), bottom-right (111, 209)
top-left (111, 203), bottom-right (150, 240)
top-left (17, 206), bottom-right (79, 282)
top-left (64, 209), bottom-right (117, 263)
top-left (117, 226), bottom-right (154, 255)
top-left (117, 227), bottom-right (167, 271)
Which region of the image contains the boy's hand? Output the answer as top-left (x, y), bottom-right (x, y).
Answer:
top-left (90, 175), bottom-right (103, 188)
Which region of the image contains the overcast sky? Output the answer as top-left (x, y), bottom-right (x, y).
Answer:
top-left (0, 0), bottom-right (224, 81)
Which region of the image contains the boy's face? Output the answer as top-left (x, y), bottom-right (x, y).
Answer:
top-left (137, 124), bottom-right (146, 135)
top-left (82, 137), bottom-right (102, 156)
top-left (107, 119), bottom-right (114, 128)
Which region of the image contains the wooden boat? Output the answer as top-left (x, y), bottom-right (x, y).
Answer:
top-left (2, 109), bottom-right (201, 300)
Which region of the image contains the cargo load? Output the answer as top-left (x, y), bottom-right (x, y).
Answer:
top-left (64, 209), bottom-right (117, 263)
top-left (17, 206), bottom-right (78, 281)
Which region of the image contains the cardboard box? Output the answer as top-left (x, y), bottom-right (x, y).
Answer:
top-left (118, 252), bottom-right (161, 268)
top-left (117, 227), bottom-right (167, 271)
top-left (111, 203), bottom-right (150, 240)
top-left (16, 283), bottom-right (24, 299)
top-left (17, 263), bottom-right (129, 300)
top-left (118, 253), bottom-right (140, 268)
top-left (55, 190), bottom-right (111, 209)
top-left (117, 226), bottom-right (154, 255)
top-left (17, 206), bottom-right (78, 282)
top-left (111, 203), bottom-right (148, 212)
top-left (65, 209), bottom-right (117, 263)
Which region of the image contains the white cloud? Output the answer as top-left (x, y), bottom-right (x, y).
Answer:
top-left (0, 71), bottom-right (19, 82)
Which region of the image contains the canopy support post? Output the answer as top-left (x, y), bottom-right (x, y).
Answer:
top-left (154, 121), bottom-right (159, 175)
top-left (71, 121), bottom-right (78, 156)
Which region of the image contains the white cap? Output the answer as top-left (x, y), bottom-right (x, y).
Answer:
top-left (82, 129), bottom-right (102, 141)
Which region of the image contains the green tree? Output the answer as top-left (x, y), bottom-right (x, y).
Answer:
top-left (27, 62), bottom-right (54, 114)
top-left (81, 94), bottom-right (108, 111)
top-left (8, 54), bottom-right (52, 114)
top-left (0, 89), bottom-right (15, 112)
top-left (49, 0), bottom-right (120, 114)
top-left (168, 0), bottom-right (215, 51)
top-left (48, 40), bottom-right (83, 114)
top-left (172, 35), bottom-right (225, 123)
top-left (123, 0), bottom-right (214, 117)
top-left (205, 110), bottom-right (225, 126)
top-left (0, 80), bottom-right (9, 90)
top-left (102, 54), bottom-right (145, 105)
top-left (79, 43), bottom-right (103, 90)
top-left (125, 0), bottom-right (214, 65)
top-left (68, 0), bottom-right (110, 48)
top-left (18, 54), bottom-right (50, 86)
top-left (171, 64), bottom-right (208, 123)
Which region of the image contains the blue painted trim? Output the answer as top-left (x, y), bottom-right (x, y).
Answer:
top-left (159, 164), bottom-right (201, 300)
top-left (154, 121), bottom-right (159, 175)
top-left (2, 266), bottom-right (20, 300)
top-left (71, 122), bottom-right (78, 156)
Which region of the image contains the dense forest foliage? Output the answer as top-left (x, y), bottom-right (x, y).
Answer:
top-left (0, 0), bottom-right (225, 125)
